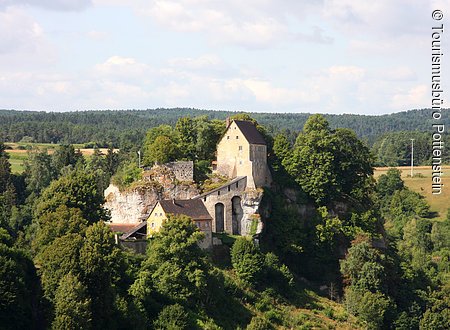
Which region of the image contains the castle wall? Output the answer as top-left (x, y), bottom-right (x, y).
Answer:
top-left (196, 177), bottom-right (247, 234)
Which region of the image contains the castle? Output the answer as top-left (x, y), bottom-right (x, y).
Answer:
top-left (106, 118), bottom-right (271, 250)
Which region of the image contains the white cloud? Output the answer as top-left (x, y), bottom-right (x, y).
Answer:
top-left (94, 56), bottom-right (153, 82)
top-left (92, 0), bottom-right (330, 48)
top-left (391, 85), bottom-right (428, 110)
top-left (0, 7), bottom-right (55, 67)
top-left (1, 0), bottom-right (92, 11)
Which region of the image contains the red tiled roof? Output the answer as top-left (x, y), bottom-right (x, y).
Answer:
top-left (159, 199), bottom-right (212, 221)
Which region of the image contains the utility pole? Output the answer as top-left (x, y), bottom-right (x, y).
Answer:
top-left (137, 150), bottom-right (141, 168)
top-left (410, 139), bottom-right (414, 177)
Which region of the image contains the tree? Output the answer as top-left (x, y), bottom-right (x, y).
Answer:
top-left (0, 143), bottom-right (16, 229)
top-left (231, 237), bottom-right (264, 286)
top-left (153, 304), bottom-right (191, 330)
top-left (195, 117), bottom-right (225, 161)
top-left (35, 169), bottom-right (108, 224)
top-left (37, 233), bottom-right (84, 301)
top-left (143, 125), bottom-right (178, 166)
top-left (52, 273), bottom-right (92, 330)
top-left (79, 222), bottom-right (124, 329)
top-left (284, 115), bottom-right (373, 205)
top-left (175, 117), bottom-right (196, 159)
top-left (138, 214), bottom-right (208, 302)
top-left (340, 237), bottom-right (386, 292)
top-left (344, 287), bottom-right (394, 330)
top-left (0, 142), bottom-right (11, 193)
top-left (32, 205), bottom-right (88, 254)
top-left (0, 228), bottom-right (41, 329)
top-left (52, 144), bottom-right (84, 174)
top-left (376, 168), bottom-right (404, 198)
top-left (24, 148), bottom-right (56, 196)
top-left (420, 284), bottom-right (450, 330)
top-left (145, 135), bottom-right (178, 165)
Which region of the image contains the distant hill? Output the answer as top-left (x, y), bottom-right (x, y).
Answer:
top-left (0, 108), bottom-right (447, 146)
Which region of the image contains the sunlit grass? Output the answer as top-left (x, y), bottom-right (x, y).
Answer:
top-left (374, 166), bottom-right (450, 220)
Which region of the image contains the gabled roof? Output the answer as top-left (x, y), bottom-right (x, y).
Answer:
top-left (108, 223), bottom-right (141, 233)
top-left (120, 221), bottom-right (147, 240)
top-left (233, 120), bottom-right (266, 145)
top-left (158, 199), bottom-right (212, 221)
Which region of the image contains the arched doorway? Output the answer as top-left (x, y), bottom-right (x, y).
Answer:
top-left (215, 203), bottom-right (225, 233)
top-left (232, 196), bottom-right (243, 235)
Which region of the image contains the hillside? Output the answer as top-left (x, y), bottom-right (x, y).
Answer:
top-left (1, 108), bottom-right (448, 146)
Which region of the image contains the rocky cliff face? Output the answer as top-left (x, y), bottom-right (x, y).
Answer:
top-left (240, 189), bottom-right (265, 236)
top-left (104, 181), bottom-right (199, 224)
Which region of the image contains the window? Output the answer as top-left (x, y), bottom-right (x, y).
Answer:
top-left (239, 160), bottom-right (242, 165)
top-left (238, 146), bottom-right (242, 151)
top-left (151, 222), bottom-right (155, 228)
top-left (205, 222), bottom-right (209, 228)
top-left (227, 185), bottom-right (230, 192)
top-left (204, 197), bottom-right (207, 202)
top-left (227, 136), bottom-right (230, 139)
top-left (218, 190), bottom-right (220, 196)
top-left (236, 136), bottom-right (239, 139)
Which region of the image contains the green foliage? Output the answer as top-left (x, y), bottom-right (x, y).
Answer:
top-left (284, 115), bottom-right (374, 205)
top-left (145, 135), bottom-right (179, 165)
top-left (376, 168), bottom-right (404, 198)
top-left (340, 237), bottom-right (386, 292)
top-left (263, 252), bottom-right (294, 289)
top-left (344, 287), bottom-right (394, 330)
top-left (153, 304), bottom-right (191, 330)
top-left (390, 189), bottom-right (430, 219)
top-left (52, 144), bottom-right (84, 174)
top-left (138, 214), bottom-right (208, 303)
top-left (52, 273), bottom-right (92, 330)
top-left (143, 125), bottom-right (178, 166)
top-left (24, 148), bottom-right (56, 196)
top-left (35, 168), bottom-right (108, 224)
top-left (246, 316), bottom-right (273, 330)
top-left (372, 131), bottom-right (436, 166)
top-left (33, 205), bottom-right (88, 254)
top-left (111, 160), bottom-right (142, 190)
top-left (420, 284), bottom-right (450, 330)
top-left (0, 229), bottom-right (41, 329)
top-left (175, 117), bottom-right (196, 159)
top-left (37, 233), bottom-right (84, 301)
top-left (79, 222), bottom-right (125, 329)
top-left (231, 237), bottom-right (264, 286)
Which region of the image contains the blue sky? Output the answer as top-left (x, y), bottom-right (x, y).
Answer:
top-left (0, 0), bottom-right (448, 114)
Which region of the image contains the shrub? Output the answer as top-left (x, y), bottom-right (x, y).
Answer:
top-left (153, 304), bottom-right (190, 330)
top-left (231, 238), bottom-right (264, 286)
top-left (246, 316), bottom-right (272, 330)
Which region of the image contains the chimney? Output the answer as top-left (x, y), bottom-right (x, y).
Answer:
top-left (226, 117), bottom-right (231, 127)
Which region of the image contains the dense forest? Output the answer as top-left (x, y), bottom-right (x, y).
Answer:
top-left (1, 108), bottom-right (449, 167)
top-left (0, 108), bottom-right (447, 144)
top-left (0, 113), bottom-right (449, 329)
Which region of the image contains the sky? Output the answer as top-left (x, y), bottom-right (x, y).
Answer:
top-left (0, 0), bottom-right (449, 114)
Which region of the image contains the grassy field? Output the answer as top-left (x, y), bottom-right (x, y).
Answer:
top-left (5, 142), bottom-right (115, 174)
top-left (374, 166), bottom-right (450, 220)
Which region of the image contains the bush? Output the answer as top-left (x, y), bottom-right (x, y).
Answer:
top-left (246, 316), bottom-right (272, 330)
top-left (153, 304), bottom-right (191, 330)
top-left (231, 238), bottom-right (264, 286)
top-left (111, 161), bottom-right (142, 190)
